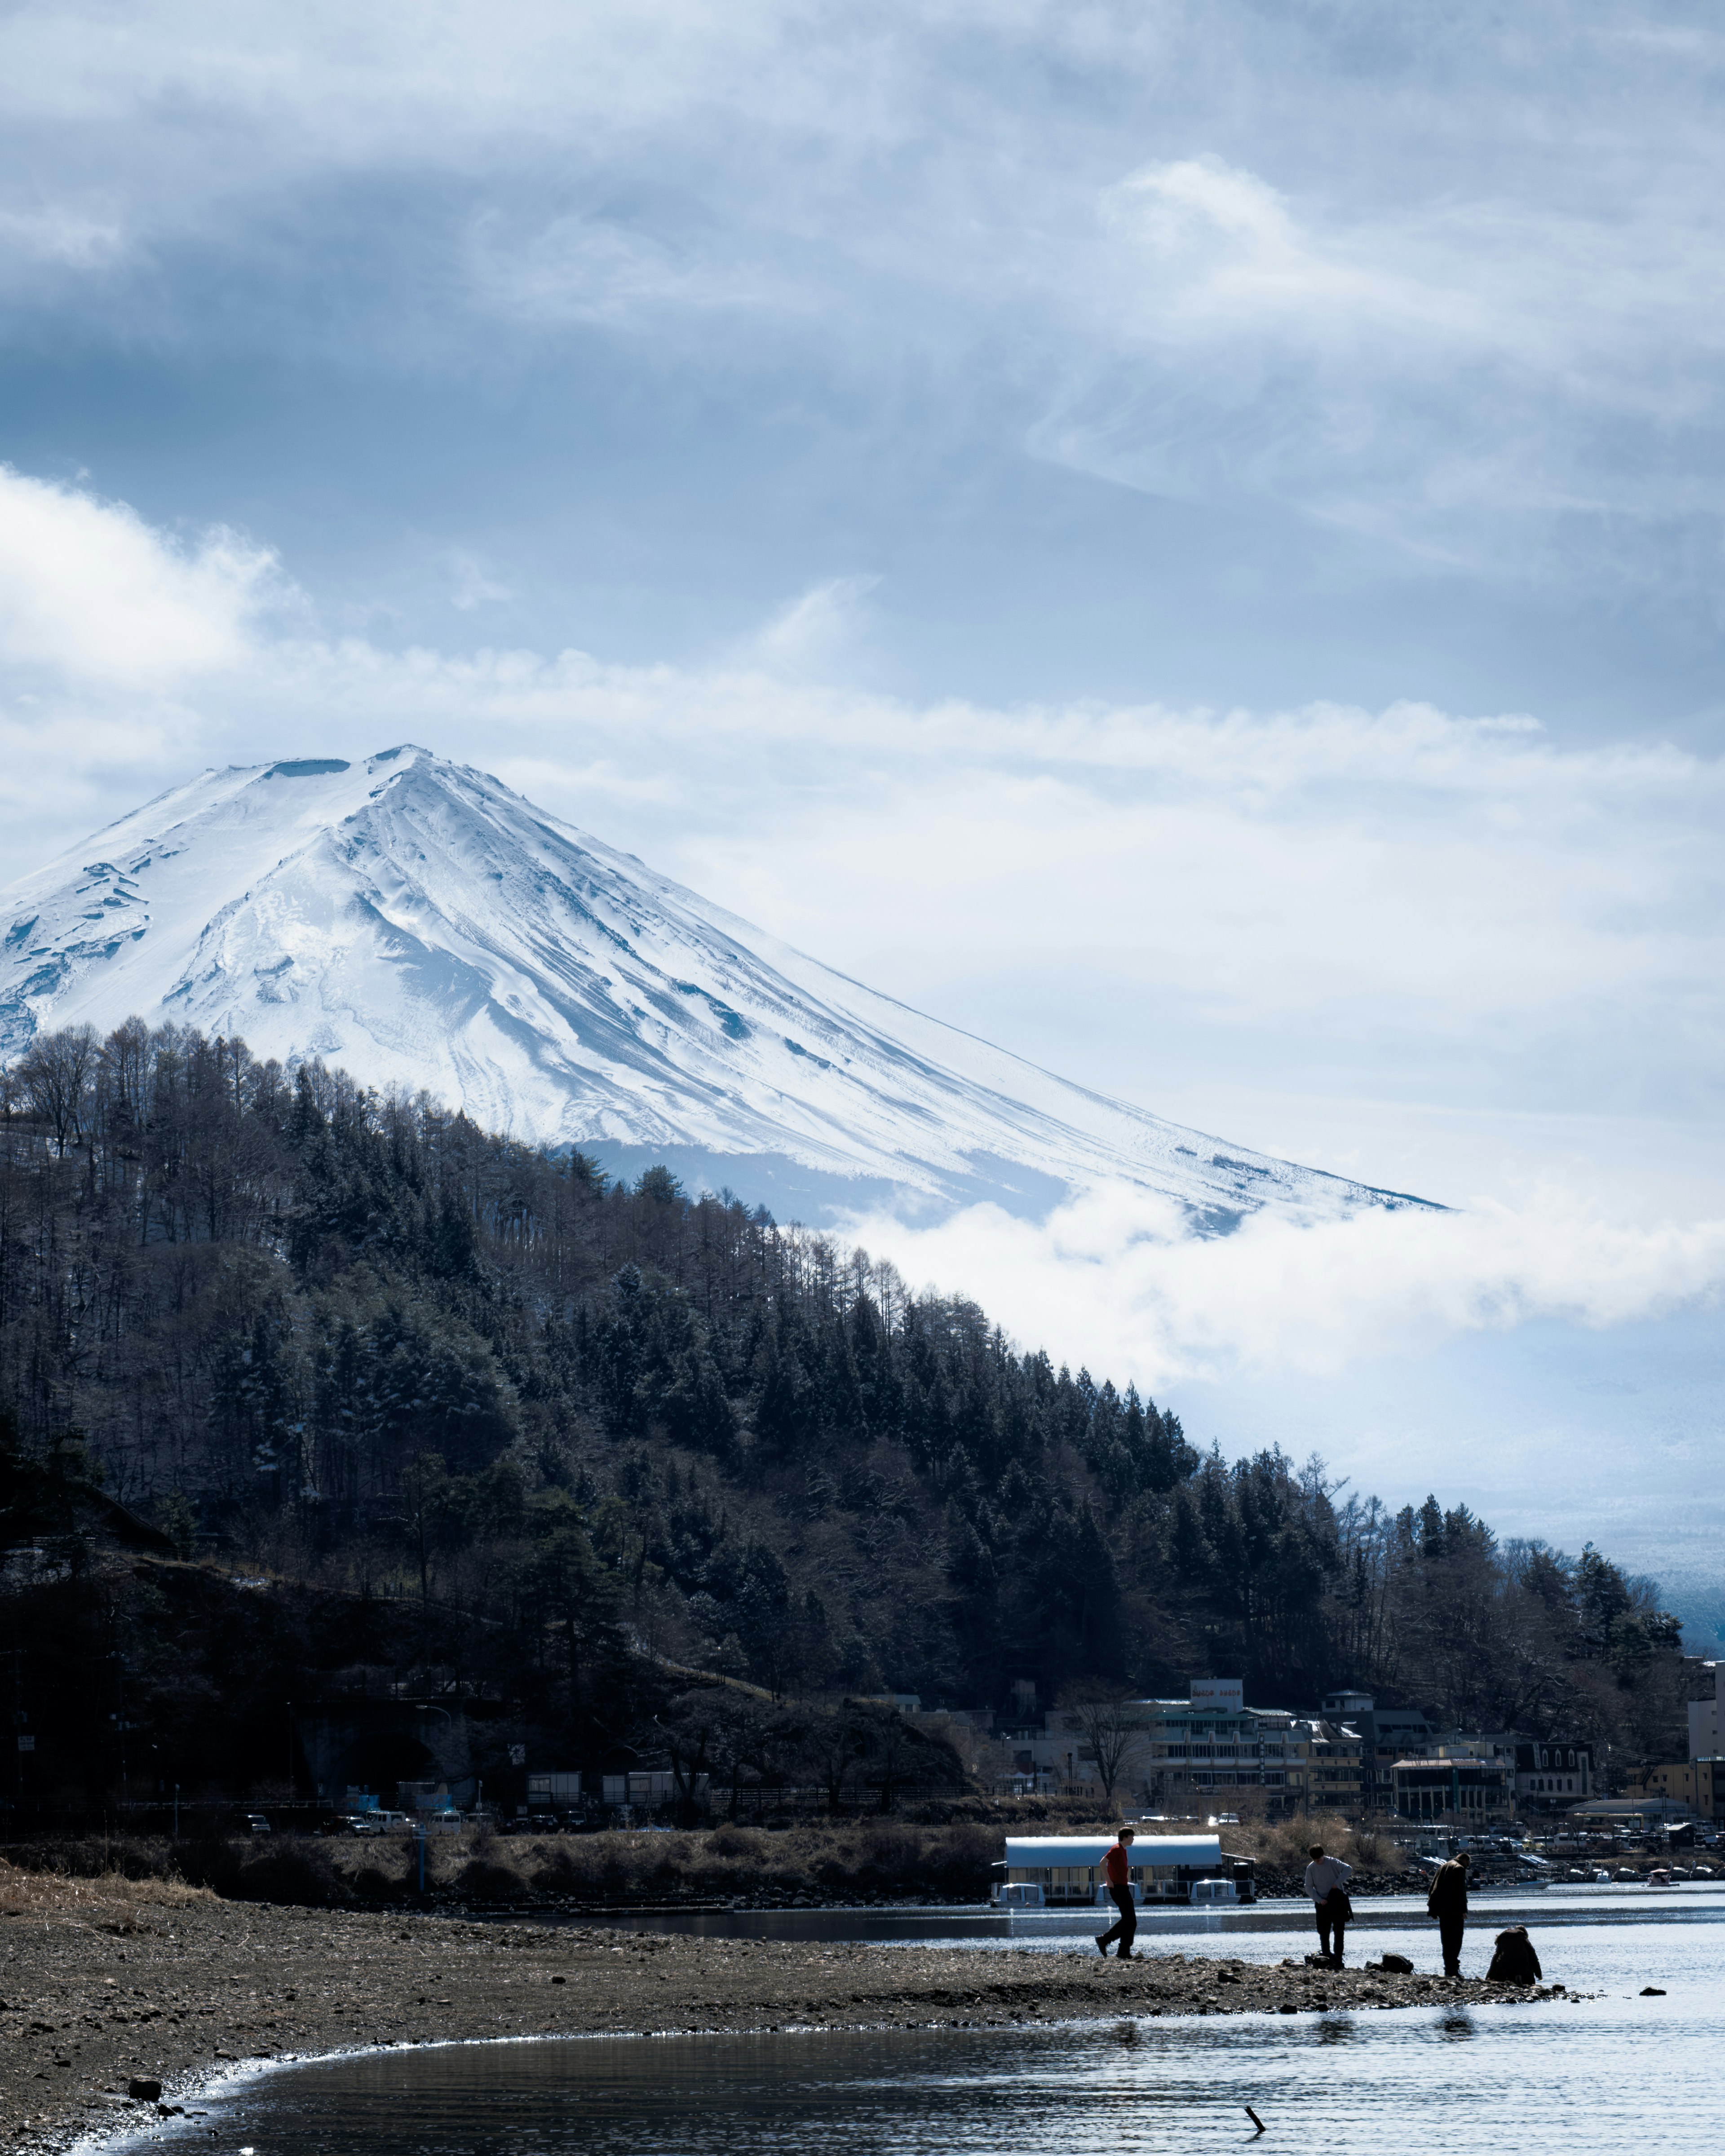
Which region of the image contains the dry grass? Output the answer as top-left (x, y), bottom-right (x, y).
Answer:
top-left (1221, 1814), bottom-right (1405, 1870)
top-left (0, 1822), bottom-right (1003, 1912)
top-left (0, 1855), bottom-right (216, 1923)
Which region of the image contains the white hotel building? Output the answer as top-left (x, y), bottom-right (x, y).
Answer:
top-left (1039, 1678), bottom-right (1312, 1810)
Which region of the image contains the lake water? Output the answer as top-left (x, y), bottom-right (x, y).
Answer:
top-left (102, 1904), bottom-right (1720, 2156)
top-left (572, 1878), bottom-right (1725, 1943)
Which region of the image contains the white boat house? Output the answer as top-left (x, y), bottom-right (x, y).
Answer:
top-left (994, 1833), bottom-right (1256, 1907)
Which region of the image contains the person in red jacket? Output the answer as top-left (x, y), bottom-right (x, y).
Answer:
top-left (1095, 1827), bottom-right (1138, 1960)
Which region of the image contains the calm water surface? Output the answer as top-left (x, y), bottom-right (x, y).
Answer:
top-left (107, 1912), bottom-right (1716, 2156)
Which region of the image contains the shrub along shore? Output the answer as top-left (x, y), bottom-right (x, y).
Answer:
top-left (5, 1814), bottom-right (1434, 1913)
top-left (1, 1860), bottom-right (1565, 2156)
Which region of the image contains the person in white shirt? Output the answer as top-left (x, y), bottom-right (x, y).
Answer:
top-left (1303, 1842), bottom-right (1353, 1964)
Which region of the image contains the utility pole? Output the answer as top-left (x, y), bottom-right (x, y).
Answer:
top-left (8, 1649), bottom-right (27, 1815)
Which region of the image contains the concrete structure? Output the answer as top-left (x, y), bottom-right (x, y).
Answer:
top-left (997, 1832), bottom-right (1251, 1906)
top-left (1689, 1665), bottom-right (1722, 1761)
top-left (1391, 1755), bottom-right (1513, 1822)
top-left (1031, 1680), bottom-right (1392, 1816)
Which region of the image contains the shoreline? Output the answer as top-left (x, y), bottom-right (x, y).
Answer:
top-left (2, 1870), bottom-right (1567, 2156)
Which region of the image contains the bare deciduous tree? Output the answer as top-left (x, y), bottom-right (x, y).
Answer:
top-left (18, 1023), bottom-right (99, 1155)
top-left (1062, 1688), bottom-right (1145, 1808)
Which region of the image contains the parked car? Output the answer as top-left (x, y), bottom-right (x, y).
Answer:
top-left (351, 1810), bottom-right (411, 1836)
top-left (244, 1813), bottom-right (271, 1834)
top-left (421, 1809), bottom-right (465, 1834)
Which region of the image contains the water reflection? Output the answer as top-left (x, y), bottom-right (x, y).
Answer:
top-left (124, 1940), bottom-right (1716, 2156)
top-left (101, 1915), bottom-right (1719, 2156)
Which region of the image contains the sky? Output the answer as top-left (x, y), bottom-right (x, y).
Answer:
top-left (2, 0), bottom-right (1725, 1625)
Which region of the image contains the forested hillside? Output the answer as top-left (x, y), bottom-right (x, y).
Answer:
top-left (0, 1020), bottom-right (1691, 1766)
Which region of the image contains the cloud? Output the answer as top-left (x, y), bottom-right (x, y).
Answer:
top-left (840, 1181), bottom-right (1725, 1392)
top-left (0, 466), bottom-right (282, 685)
top-left (742, 575), bottom-right (879, 676)
top-left (3, 2), bottom-right (1725, 588)
top-left (447, 551), bottom-right (511, 612)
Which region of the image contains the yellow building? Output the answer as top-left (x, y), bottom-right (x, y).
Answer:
top-left (1290, 1719), bottom-right (1366, 1812)
top-left (1631, 1760), bottom-right (1723, 1820)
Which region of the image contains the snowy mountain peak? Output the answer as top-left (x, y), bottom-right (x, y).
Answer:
top-left (0, 747), bottom-right (1436, 1228)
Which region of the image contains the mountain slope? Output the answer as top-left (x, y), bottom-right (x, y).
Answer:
top-left (0, 745), bottom-right (1434, 1227)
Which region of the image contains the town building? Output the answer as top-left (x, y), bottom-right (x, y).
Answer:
top-left (1628, 1759), bottom-right (1723, 1820)
top-left (1514, 1741), bottom-right (1594, 1811)
top-left (1390, 1754), bottom-right (1513, 1822)
top-left (1290, 1718), bottom-right (1366, 1811)
top-left (1321, 1692), bottom-right (1434, 1811)
top-left (1033, 1680), bottom-right (1380, 1816)
top-left (1567, 1795), bottom-right (1692, 1832)
top-left (1040, 1679), bottom-right (1307, 1811)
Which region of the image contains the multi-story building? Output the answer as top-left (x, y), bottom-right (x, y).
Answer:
top-left (1321, 1692), bottom-right (1433, 1812)
top-left (1135, 1679), bottom-right (1304, 1808)
top-left (1040, 1679), bottom-right (1362, 1816)
top-left (1628, 1759), bottom-right (1721, 1820)
top-left (1040, 1679), bottom-right (1294, 1806)
top-left (1514, 1740), bottom-right (1594, 1811)
top-left (1291, 1719), bottom-right (1366, 1811)
top-left (1390, 1755), bottom-right (1513, 1823)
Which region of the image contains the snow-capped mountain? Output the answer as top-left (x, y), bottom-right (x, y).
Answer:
top-left (0, 747), bottom-right (1434, 1227)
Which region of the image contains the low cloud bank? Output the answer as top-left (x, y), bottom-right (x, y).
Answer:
top-left (841, 1183), bottom-right (1725, 1391)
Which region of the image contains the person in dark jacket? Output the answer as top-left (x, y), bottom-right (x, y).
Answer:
top-left (1095, 1827), bottom-right (1139, 1960)
top-left (1486, 1926), bottom-right (1542, 1984)
top-left (1427, 1851), bottom-right (1470, 1975)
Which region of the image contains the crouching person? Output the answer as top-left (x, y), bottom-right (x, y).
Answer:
top-left (1486, 1926), bottom-right (1542, 1984)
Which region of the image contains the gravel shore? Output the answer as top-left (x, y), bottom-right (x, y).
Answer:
top-left (2, 1868), bottom-right (1558, 2156)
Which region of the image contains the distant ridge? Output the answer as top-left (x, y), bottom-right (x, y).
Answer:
top-left (0, 745), bottom-right (1438, 1228)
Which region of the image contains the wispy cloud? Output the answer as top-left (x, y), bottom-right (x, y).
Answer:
top-left (2, 3), bottom-right (1725, 588)
top-left (742, 575), bottom-right (880, 677)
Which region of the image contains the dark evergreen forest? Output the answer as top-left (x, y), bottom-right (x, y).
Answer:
top-left (0, 1020), bottom-right (1691, 1773)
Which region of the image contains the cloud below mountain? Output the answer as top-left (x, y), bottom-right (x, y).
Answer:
top-left (846, 1181), bottom-right (1725, 1391)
